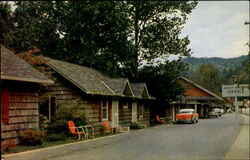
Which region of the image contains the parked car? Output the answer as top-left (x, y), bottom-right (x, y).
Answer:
top-left (208, 108), bottom-right (219, 118)
top-left (214, 108), bottom-right (222, 116)
top-left (176, 109), bottom-right (198, 124)
top-left (220, 108), bottom-right (224, 114)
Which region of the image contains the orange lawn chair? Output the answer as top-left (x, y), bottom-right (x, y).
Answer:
top-left (102, 121), bottom-right (116, 134)
top-left (156, 115), bottom-right (165, 123)
top-left (68, 121), bottom-right (86, 140)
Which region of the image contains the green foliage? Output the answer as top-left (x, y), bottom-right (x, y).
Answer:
top-left (190, 63), bottom-right (222, 95)
top-left (46, 134), bottom-right (67, 142)
top-left (47, 99), bottom-right (87, 135)
top-left (130, 122), bottom-right (142, 130)
top-left (238, 53), bottom-right (250, 84)
top-left (39, 114), bottom-right (49, 130)
top-left (0, 2), bottom-right (14, 46)
top-left (3, 1), bottom-right (197, 80)
top-left (138, 60), bottom-right (188, 100)
top-left (182, 55), bottom-right (248, 84)
top-left (19, 129), bottom-right (46, 146)
top-left (47, 119), bottom-right (69, 134)
top-left (126, 1), bottom-right (197, 79)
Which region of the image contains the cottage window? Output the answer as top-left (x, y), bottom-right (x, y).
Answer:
top-left (39, 95), bottom-right (56, 123)
top-left (1, 89), bottom-right (10, 124)
top-left (102, 100), bottom-right (109, 120)
top-left (123, 102), bottom-right (128, 109)
top-left (138, 103), bottom-right (143, 118)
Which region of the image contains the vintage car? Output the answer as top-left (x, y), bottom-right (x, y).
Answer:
top-left (176, 109), bottom-right (199, 124)
top-left (208, 108), bottom-right (219, 118)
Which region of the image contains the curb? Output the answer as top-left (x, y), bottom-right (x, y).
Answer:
top-left (2, 132), bottom-right (129, 159)
top-left (224, 114), bottom-right (249, 160)
top-left (3, 123), bottom-right (173, 159)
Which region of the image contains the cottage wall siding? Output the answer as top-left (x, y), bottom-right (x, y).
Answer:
top-left (38, 64), bottom-right (152, 135)
top-left (1, 81), bottom-right (39, 147)
top-left (179, 80), bottom-right (210, 97)
top-left (138, 103), bottom-right (150, 126)
top-left (119, 101), bottom-right (132, 126)
top-left (39, 70), bottom-right (104, 134)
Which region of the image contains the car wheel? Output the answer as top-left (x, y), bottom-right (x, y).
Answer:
top-left (196, 118), bottom-right (198, 123)
top-left (191, 117), bottom-right (194, 124)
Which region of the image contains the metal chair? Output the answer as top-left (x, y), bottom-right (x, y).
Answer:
top-left (68, 121), bottom-right (87, 141)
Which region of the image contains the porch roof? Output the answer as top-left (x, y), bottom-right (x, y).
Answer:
top-left (179, 76), bottom-right (224, 101)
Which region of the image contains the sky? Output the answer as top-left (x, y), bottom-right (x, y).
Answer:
top-left (181, 1), bottom-right (249, 58)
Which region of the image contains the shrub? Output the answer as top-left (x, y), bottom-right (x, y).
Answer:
top-left (39, 114), bottom-right (49, 129)
top-left (46, 134), bottom-right (67, 142)
top-left (130, 122), bottom-right (142, 130)
top-left (19, 129), bottom-right (46, 146)
top-left (46, 99), bottom-right (88, 136)
top-left (47, 119), bottom-right (68, 134)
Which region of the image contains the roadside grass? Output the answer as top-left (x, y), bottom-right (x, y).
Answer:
top-left (2, 138), bottom-right (77, 155)
top-left (2, 132), bottom-right (122, 155)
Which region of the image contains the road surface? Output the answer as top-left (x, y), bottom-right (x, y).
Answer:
top-left (5, 113), bottom-right (246, 160)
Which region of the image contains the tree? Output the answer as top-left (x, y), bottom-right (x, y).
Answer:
top-left (190, 63), bottom-right (222, 95)
top-left (238, 53), bottom-right (250, 84)
top-left (126, 1), bottom-right (198, 80)
top-left (0, 2), bottom-right (13, 46)
top-left (8, 1), bottom-right (133, 77)
top-left (5, 1), bottom-right (197, 79)
top-left (138, 60), bottom-right (189, 100)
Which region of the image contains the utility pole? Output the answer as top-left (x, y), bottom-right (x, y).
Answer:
top-left (233, 75), bottom-right (239, 114)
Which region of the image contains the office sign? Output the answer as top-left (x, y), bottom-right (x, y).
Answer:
top-left (222, 84), bottom-right (250, 97)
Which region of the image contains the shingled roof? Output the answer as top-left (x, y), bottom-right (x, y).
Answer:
top-left (131, 83), bottom-right (150, 99)
top-left (44, 57), bottom-right (115, 96)
top-left (44, 57), bottom-right (152, 98)
top-left (0, 45), bottom-right (53, 84)
top-left (104, 78), bottom-right (134, 96)
top-left (179, 76), bottom-right (224, 101)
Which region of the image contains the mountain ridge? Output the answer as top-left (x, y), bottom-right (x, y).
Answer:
top-left (182, 55), bottom-right (248, 75)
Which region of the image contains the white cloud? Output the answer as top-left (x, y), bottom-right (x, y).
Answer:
top-left (181, 1), bottom-right (249, 58)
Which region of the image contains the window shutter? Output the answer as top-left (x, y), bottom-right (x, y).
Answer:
top-left (108, 100), bottom-right (112, 121)
top-left (1, 89), bottom-right (10, 124)
top-left (99, 101), bottom-right (102, 121)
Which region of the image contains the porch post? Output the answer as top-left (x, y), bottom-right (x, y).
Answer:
top-left (172, 104), bottom-right (175, 122)
top-left (194, 104), bottom-right (197, 113)
top-left (201, 105), bottom-right (204, 117)
top-left (112, 100), bottom-right (119, 127)
top-left (132, 101), bottom-right (137, 122)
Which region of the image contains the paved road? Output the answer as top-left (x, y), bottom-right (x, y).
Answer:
top-left (5, 113), bottom-right (245, 160)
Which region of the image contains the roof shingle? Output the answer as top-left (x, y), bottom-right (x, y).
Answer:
top-left (1, 45), bottom-right (53, 84)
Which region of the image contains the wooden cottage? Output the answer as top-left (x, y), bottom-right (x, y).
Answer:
top-left (130, 83), bottom-right (151, 126)
top-left (167, 76), bottom-right (224, 121)
top-left (37, 57), bottom-right (153, 134)
top-left (1, 45), bottom-right (53, 148)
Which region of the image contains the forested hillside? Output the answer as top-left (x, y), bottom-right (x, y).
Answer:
top-left (182, 55), bottom-right (248, 75)
top-left (182, 55), bottom-right (249, 95)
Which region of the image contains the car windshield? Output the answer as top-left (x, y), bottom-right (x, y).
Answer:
top-left (180, 111), bottom-right (193, 114)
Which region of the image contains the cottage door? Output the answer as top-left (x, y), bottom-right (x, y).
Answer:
top-left (112, 100), bottom-right (119, 127)
top-left (132, 102), bottom-right (137, 122)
